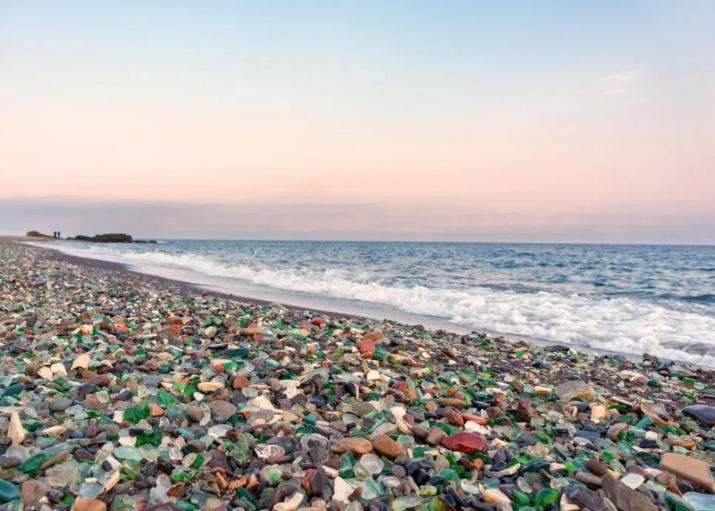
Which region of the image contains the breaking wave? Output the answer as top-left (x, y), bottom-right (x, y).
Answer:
top-left (31, 241), bottom-right (715, 367)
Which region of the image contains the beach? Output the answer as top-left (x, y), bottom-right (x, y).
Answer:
top-left (1, 238), bottom-right (715, 510)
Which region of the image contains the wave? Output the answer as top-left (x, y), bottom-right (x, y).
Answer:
top-left (655, 293), bottom-right (715, 305)
top-left (34, 242), bottom-right (715, 367)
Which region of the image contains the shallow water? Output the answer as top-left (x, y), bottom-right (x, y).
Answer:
top-left (35, 240), bottom-right (715, 366)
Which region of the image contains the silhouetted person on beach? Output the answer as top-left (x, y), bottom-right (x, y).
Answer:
top-left (53, 231), bottom-right (57, 238)
top-left (58, 231), bottom-right (61, 239)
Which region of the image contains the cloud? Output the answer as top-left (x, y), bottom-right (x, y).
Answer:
top-left (599, 71), bottom-right (639, 85)
top-left (595, 70), bottom-right (640, 97)
top-left (598, 87), bottom-right (629, 97)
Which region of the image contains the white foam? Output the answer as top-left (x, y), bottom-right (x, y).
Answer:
top-left (32, 242), bottom-right (715, 367)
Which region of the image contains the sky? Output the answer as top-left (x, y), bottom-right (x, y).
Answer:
top-left (1, 1), bottom-right (714, 243)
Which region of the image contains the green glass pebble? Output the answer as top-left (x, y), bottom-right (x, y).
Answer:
top-left (665, 491), bottom-right (696, 511)
top-left (0, 480), bottom-right (19, 503)
top-left (158, 391), bottom-right (179, 407)
top-left (513, 490), bottom-right (531, 505)
top-left (175, 503), bottom-right (198, 511)
top-left (635, 417), bottom-right (652, 429)
top-left (534, 488), bottom-right (559, 506)
top-left (190, 454), bottom-right (204, 469)
top-left (1, 384), bottom-right (24, 398)
top-left (123, 404), bottom-right (149, 424)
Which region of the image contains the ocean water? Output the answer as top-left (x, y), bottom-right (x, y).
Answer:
top-left (34, 240), bottom-right (715, 366)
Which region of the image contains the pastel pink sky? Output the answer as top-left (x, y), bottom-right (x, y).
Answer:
top-left (1, 2), bottom-right (714, 242)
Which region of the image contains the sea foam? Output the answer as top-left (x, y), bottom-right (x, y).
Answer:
top-left (31, 241), bottom-right (715, 367)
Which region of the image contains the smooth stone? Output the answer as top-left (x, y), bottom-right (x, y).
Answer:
top-left (359, 454), bottom-right (384, 476)
top-left (0, 479), bottom-right (20, 503)
top-left (436, 398), bottom-right (468, 408)
top-left (441, 432), bottom-right (486, 454)
top-left (74, 498), bottom-right (107, 511)
top-left (8, 412), bottom-right (25, 445)
top-left (444, 406), bottom-right (464, 426)
top-left (426, 426), bottom-right (447, 446)
top-left (143, 375), bottom-right (163, 388)
top-left (684, 492), bottom-right (715, 511)
top-left (660, 453), bottom-right (715, 492)
top-left (602, 475), bottom-right (657, 511)
top-left (586, 458), bottom-right (608, 477)
top-left (1, 457), bottom-right (21, 469)
top-left (197, 381), bottom-right (224, 393)
top-left (620, 473), bottom-right (645, 490)
top-left (330, 438), bottom-right (373, 455)
top-left (483, 488), bottom-right (511, 505)
top-left (232, 375), bottom-right (250, 390)
top-left (575, 471), bottom-right (603, 486)
top-left (370, 422), bottom-right (397, 439)
top-left (555, 381), bottom-right (595, 402)
top-left (186, 440), bottom-right (206, 453)
top-left (50, 398), bottom-right (73, 412)
top-left (71, 353), bottom-right (91, 370)
top-left (274, 491), bottom-right (304, 511)
top-left (21, 480), bottom-right (48, 505)
top-left (372, 434), bottom-right (405, 459)
top-left (186, 406), bottom-right (204, 423)
top-left (357, 339), bottom-right (375, 354)
top-left (563, 485), bottom-right (604, 511)
top-left (682, 405), bottom-right (715, 427)
top-left (307, 467), bottom-right (329, 496)
top-left (209, 400), bottom-right (237, 417)
top-left (207, 424), bottom-right (232, 440)
top-left (515, 399), bottom-right (539, 422)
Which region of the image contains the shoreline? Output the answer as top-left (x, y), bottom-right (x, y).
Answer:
top-left (1, 238), bottom-right (715, 510)
top-left (22, 238), bottom-right (652, 364)
top-left (10, 237), bottom-right (714, 383)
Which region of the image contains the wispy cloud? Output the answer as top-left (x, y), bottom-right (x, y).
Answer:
top-left (599, 71), bottom-right (639, 85)
top-left (596, 70), bottom-right (640, 97)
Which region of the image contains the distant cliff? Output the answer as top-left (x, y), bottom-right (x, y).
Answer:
top-left (70, 234), bottom-right (156, 243)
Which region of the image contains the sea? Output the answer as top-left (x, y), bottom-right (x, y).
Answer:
top-left (33, 240), bottom-right (715, 367)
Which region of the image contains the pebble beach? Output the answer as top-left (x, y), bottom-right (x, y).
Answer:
top-left (1, 239), bottom-right (715, 511)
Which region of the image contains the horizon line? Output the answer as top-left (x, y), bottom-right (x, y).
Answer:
top-left (21, 235), bottom-right (715, 248)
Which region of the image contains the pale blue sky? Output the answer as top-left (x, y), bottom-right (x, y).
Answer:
top-left (1, 1), bottom-right (713, 242)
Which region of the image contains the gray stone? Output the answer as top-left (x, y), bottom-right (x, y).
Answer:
top-left (682, 405), bottom-right (715, 427)
top-left (50, 398), bottom-right (72, 413)
top-left (602, 475), bottom-right (657, 511)
top-left (556, 381), bottom-right (595, 403)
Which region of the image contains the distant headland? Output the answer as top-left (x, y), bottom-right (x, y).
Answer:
top-left (26, 231), bottom-right (156, 243)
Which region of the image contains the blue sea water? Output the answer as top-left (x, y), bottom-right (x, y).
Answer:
top-left (36, 240), bottom-right (715, 366)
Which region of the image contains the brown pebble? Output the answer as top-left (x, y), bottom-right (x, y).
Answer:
top-left (74, 498), bottom-right (107, 511)
top-left (372, 434), bottom-right (406, 458)
top-left (586, 458), bottom-right (608, 477)
top-left (232, 375), bottom-right (250, 390)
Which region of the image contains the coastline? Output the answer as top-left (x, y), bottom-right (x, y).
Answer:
top-left (1, 237), bottom-right (715, 510)
top-left (9, 237), bottom-right (715, 379)
top-left (18, 238), bottom-right (655, 364)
